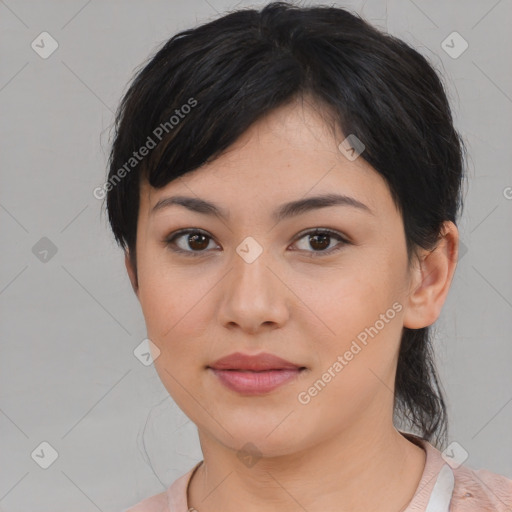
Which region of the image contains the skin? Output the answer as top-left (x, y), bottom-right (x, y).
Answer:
top-left (125, 95), bottom-right (459, 512)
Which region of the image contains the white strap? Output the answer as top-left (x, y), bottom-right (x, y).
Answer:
top-left (425, 464), bottom-right (455, 512)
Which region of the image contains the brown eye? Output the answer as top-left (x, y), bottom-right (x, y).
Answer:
top-left (165, 229), bottom-right (218, 256)
top-left (165, 227), bottom-right (349, 258)
top-left (308, 233), bottom-right (330, 251)
top-left (292, 228), bottom-right (349, 256)
top-left (186, 233), bottom-right (209, 251)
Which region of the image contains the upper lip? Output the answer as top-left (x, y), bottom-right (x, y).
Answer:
top-left (208, 352), bottom-right (304, 371)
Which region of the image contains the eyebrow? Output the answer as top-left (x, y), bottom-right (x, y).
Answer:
top-left (151, 193), bottom-right (373, 221)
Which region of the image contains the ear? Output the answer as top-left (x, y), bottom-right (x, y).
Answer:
top-left (124, 250), bottom-right (139, 299)
top-left (403, 221), bottom-right (459, 329)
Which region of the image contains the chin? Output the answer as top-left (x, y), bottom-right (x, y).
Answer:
top-left (207, 418), bottom-right (312, 458)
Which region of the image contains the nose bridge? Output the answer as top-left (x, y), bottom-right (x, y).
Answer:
top-left (231, 241), bottom-right (276, 304)
top-left (219, 239), bottom-right (288, 330)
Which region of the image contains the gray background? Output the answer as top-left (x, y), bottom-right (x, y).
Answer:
top-left (1, 0), bottom-right (511, 511)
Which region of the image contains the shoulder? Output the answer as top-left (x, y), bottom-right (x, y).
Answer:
top-left (450, 464), bottom-right (512, 511)
top-left (400, 431), bottom-right (512, 511)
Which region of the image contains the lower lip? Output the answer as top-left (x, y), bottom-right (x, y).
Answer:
top-left (209, 368), bottom-right (303, 395)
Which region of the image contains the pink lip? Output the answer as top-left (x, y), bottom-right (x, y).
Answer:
top-left (209, 351), bottom-right (303, 371)
top-left (207, 352), bottom-right (306, 395)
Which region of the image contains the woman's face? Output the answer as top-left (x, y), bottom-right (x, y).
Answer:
top-left (128, 98), bottom-right (423, 456)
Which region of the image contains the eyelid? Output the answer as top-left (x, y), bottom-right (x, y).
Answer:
top-left (289, 227), bottom-right (350, 256)
top-left (292, 227), bottom-right (350, 244)
top-left (165, 228), bottom-right (220, 257)
top-left (164, 227), bottom-right (351, 257)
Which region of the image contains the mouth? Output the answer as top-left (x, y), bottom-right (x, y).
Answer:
top-left (207, 352), bottom-right (307, 395)
top-left (208, 351), bottom-right (305, 371)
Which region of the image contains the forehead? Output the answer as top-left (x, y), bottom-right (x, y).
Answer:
top-left (138, 99), bottom-right (392, 218)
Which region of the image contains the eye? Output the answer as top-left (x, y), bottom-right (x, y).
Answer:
top-left (165, 228), bottom-right (219, 257)
top-left (164, 227), bottom-right (350, 258)
top-left (291, 228), bottom-right (349, 257)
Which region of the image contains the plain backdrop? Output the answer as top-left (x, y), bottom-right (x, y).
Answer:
top-left (1, 1), bottom-right (511, 511)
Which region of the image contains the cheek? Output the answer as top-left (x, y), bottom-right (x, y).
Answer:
top-left (298, 255), bottom-right (406, 388)
top-left (138, 269), bottom-right (210, 417)
top-left (302, 264), bottom-right (400, 337)
top-left (137, 251), bottom-right (201, 332)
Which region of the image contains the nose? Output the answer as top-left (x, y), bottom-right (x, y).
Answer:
top-left (218, 248), bottom-right (290, 335)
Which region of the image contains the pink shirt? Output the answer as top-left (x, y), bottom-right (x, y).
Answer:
top-left (123, 432), bottom-right (512, 511)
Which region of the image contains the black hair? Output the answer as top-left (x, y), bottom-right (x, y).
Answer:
top-left (105, 1), bottom-right (466, 449)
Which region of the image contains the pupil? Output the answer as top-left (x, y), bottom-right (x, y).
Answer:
top-left (310, 234), bottom-right (329, 250)
top-left (189, 234), bottom-right (208, 250)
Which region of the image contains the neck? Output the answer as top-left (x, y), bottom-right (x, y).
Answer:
top-left (187, 426), bottom-right (426, 512)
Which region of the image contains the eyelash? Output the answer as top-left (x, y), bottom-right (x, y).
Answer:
top-left (164, 228), bottom-right (350, 258)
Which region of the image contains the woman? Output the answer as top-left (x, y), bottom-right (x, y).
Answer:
top-left (104, 2), bottom-right (512, 511)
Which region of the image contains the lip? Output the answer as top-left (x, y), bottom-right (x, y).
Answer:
top-left (209, 352), bottom-right (303, 371)
top-left (207, 352), bottom-right (306, 395)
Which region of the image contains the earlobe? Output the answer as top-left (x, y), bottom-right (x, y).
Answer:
top-left (403, 221), bottom-right (459, 329)
top-left (124, 250), bottom-right (139, 299)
